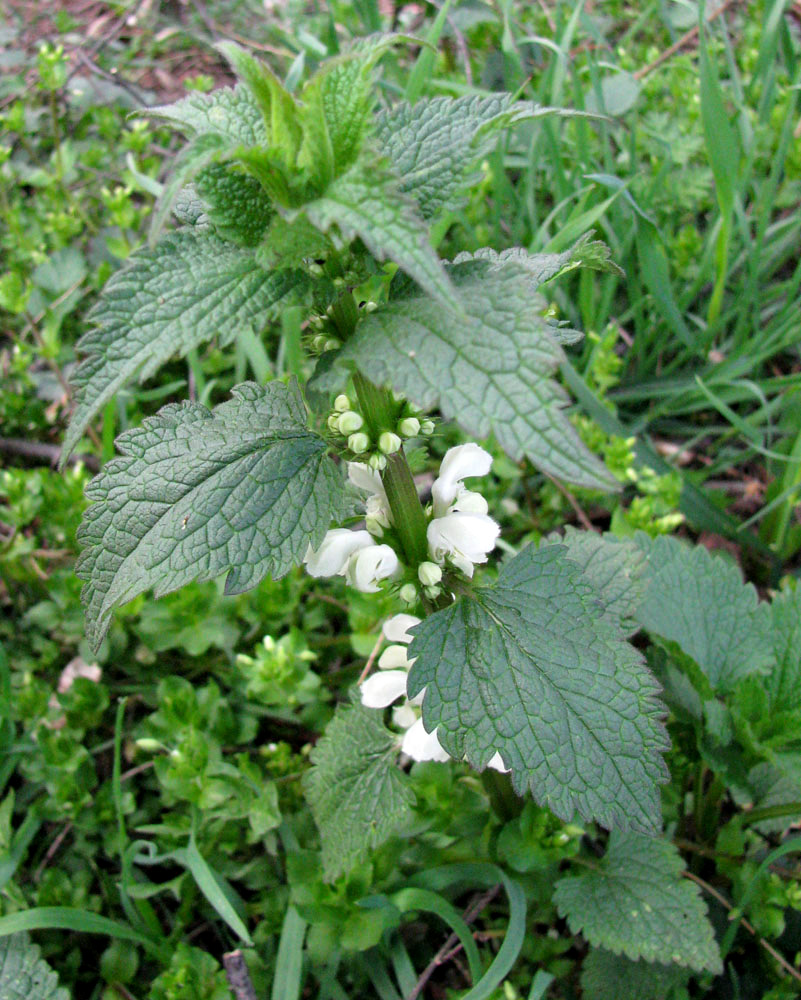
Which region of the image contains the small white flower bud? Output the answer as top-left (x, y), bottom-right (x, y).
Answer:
top-left (324, 338), bottom-right (340, 351)
top-left (418, 561), bottom-right (442, 586)
top-left (327, 414), bottom-right (341, 433)
top-left (399, 583), bottom-right (418, 604)
top-left (378, 431), bottom-right (402, 455)
top-left (333, 276), bottom-right (346, 288)
top-left (368, 452), bottom-right (387, 471)
top-left (337, 411), bottom-right (364, 435)
top-left (312, 334), bottom-right (328, 352)
top-left (421, 419), bottom-right (435, 435)
top-left (333, 394), bottom-right (351, 412)
top-left (398, 416), bottom-right (420, 438)
top-left (364, 301), bottom-right (378, 313)
top-left (135, 738), bottom-right (163, 752)
top-left (424, 584), bottom-right (442, 599)
top-left (348, 432), bottom-right (370, 454)
top-left (307, 263), bottom-right (324, 277)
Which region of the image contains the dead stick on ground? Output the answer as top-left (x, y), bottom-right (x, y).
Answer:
top-left (684, 870), bottom-right (801, 983)
top-left (0, 437), bottom-right (100, 472)
top-left (633, 0), bottom-right (739, 80)
top-left (223, 950), bottom-right (259, 1000)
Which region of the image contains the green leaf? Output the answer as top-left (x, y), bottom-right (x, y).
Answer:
top-left (554, 832), bottom-right (722, 974)
top-left (373, 94), bottom-right (514, 220)
top-left (216, 41), bottom-right (301, 164)
top-left (407, 544), bottom-right (668, 830)
top-left (76, 380), bottom-right (351, 650)
top-left (257, 213), bottom-right (336, 269)
top-left (147, 85), bottom-right (267, 146)
top-left (761, 585), bottom-right (801, 708)
top-left (635, 536), bottom-right (772, 693)
top-left (63, 230), bottom-right (307, 461)
top-left (300, 162), bottom-right (457, 309)
top-left (338, 252), bottom-right (618, 490)
top-left (547, 527), bottom-right (648, 635)
top-left (303, 702), bottom-right (414, 882)
top-left (194, 163), bottom-right (274, 246)
top-left (581, 949), bottom-right (690, 1000)
top-left (0, 932), bottom-right (70, 1000)
top-left (297, 36), bottom-right (402, 187)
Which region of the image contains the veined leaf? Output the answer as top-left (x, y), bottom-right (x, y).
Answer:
top-left (298, 35), bottom-right (404, 187)
top-left (303, 702), bottom-right (414, 882)
top-left (554, 831), bottom-right (722, 973)
top-left (0, 932), bottom-right (69, 1000)
top-left (76, 380), bottom-right (352, 649)
top-left (216, 41), bottom-right (301, 164)
top-left (407, 544), bottom-right (668, 830)
top-left (338, 252), bottom-right (618, 490)
top-left (761, 585), bottom-right (801, 708)
top-left (581, 949), bottom-right (690, 1000)
top-left (548, 527), bottom-right (648, 635)
top-left (147, 85), bottom-right (267, 146)
top-left (194, 163), bottom-right (274, 246)
top-left (301, 162), bottom-right (457, 309)
top-left (635, 535), bottom-right (772, 693)
top-left (63, 230), bottom-right (307, 461)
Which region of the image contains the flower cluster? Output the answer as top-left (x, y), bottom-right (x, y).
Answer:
top-left (303, 443), bottom-right (500, 598)
top-left (325, 393), bottom-right (433, 472)
top-left (360, 613), bottom-right (508, 771)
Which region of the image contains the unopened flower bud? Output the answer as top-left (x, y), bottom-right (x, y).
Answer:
top-left (324, 338), bottom-right (340, 351)
top-left (308, 262), bottom-right (324, 277)
top-left (338, 411), bottom-right (364, 435)
top-left (418, 561), bottom-right (442, 586)
top-left (334, 394), bottom-right (351, 412)
top-left (424, 584), bottom-right (442, 600)
top-left (378, 431), bottom-right (402, 455)
top-left (399, 583), bottom-right (418, 604)
top-left (364, 301), bottom-right (378, 313)
top-left (135, 738), bottom-right (163, 752)
top-left (421, 419), bottom-right (435, 435)
top-left (312, 334), bottom-right (328, 352)
top-left (327, 414), bottom-right (341, 433)
top-left (368, 452), bottom-right (387, 471)
top-left (398, 416), bottom-right (420, 438)
top-left (348, 432), bottom-right (370, 454)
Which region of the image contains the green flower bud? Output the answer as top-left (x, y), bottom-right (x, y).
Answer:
top-left (398, 416), bottom-right (420, 438)
top-left (365, 514), bottom-right (384, 538)
top-left (418, 561), bottom-right (442, 586)
top-left (368, 452), bottom-right (387, 471)
top-left (378, 431), bottom-right (402, 454)
top-left (364, 301), bottom-right (378, 313)
top-left (327, 413), bottom-right (341, 433)
top-left (333, 394), bottom-right (351, 412)
top-left (135, 738), bottom-right (163, 752)
top-left (399, 583), bottom-right (418, 604)
top-left (421, 419), bottom-right (435, 435)
top-left (348, 432), bottom-right (370, 454)
top-left (337, 411), bottom-right (364, 435)
top-left (311, 334), bottom-right (328, 352)
top-left (424, 584), bottom-right (442, 600)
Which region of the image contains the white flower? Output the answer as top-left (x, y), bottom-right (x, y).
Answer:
top-left (431, 443), bottom-right (493, 517)
top-left (348, 462), bottom-right (392, 536)
top-left (401, 718), bottom-right (451, 762)
top-left (427, 511), bottom-right (500, 578)
top-left (382, 613), bottom-right (420, 644)
top-left (345, 544), bottom-right (399, 593)
top-left (304, 529), bottom-right (373, 577)
top-left (361, 669), bottom-right (409, 708)
top-left (487, 751), bottom-right (510, 773)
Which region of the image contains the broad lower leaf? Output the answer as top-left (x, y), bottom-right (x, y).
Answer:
top-left (147, 84), bottom-right (267, 146)
top-left (761, 585), bottom-right (801, 708)
top-left (63, 230), bottom-right (307, 461)
top-left (549, 526), bottom-right (648, 635)
top-left (0, 932), bottom-right (69, 1000)
top-left (303, 702), bottom-right (414, 882)
top-left (407, 544), bottom-right (668, 830)
top-left (77, 380), bottom-right (351, 649)
top-left (195, 163), bottom-right (274, 246)
top-left (301, 162), bottom-right (457, 309)
top-left (337, 252), bottom-right (618, 490)
top-left (554, 831), bottom-right (722, 974)
top-left (635, 535), bottom-right (772, 693)
top-left (460, 234), bottom-right (624, 282)
top-left (581, 949), bottom-right (690, 1000)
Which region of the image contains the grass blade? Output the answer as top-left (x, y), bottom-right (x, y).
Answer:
top-left (271, 905), bottom-right (307, 1000)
